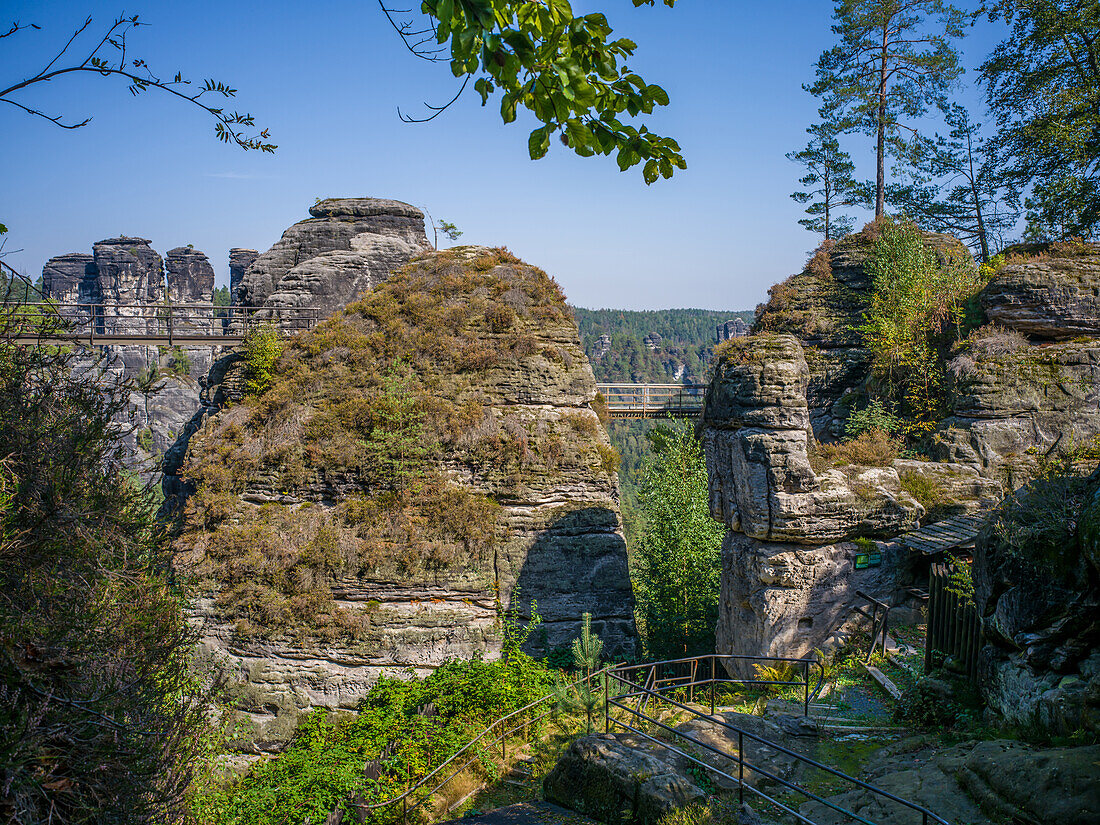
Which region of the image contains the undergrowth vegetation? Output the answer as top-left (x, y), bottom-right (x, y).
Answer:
top-left (177, 248), bottom-right (612, 641)
top-left (188, 654), bottom-right (554, 825)
top-left (857, 218), bottom-right (983, 434)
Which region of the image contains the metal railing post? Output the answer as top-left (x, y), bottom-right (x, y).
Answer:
top-left (738, 729), bottom-right (744, 806)
top-left (710, 654), bottom-right (716, 716)
top-left (603, 670), bottom-right (609, 734)
top-left (803, 660), bottom-right (810, 717)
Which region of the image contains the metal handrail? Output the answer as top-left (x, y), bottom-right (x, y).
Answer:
top-left (350, 652), bottom-right (826, 821)
top-left (606, 658), bottom-right (951, 825)
top-left (2, 300), bottom-right (321, 345)
top-left (352, 666), bottom-right (611, 819)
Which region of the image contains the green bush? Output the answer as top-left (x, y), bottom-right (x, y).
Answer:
top-left (243, 321), bottom-right (284, 395)
top-left (0, 310), bottom-right (208, 824)
top-left (858, 219), bottom-right (981, 434)
top-left (844, 399), bottom-right (902, 437)
top-left (189, 655), bottom-right (553, 825)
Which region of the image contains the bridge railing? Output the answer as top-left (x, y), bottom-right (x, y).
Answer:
top-left (596, 383), bottom-right (707, 418)
top-left (3, 301), bottom-right (321, 345)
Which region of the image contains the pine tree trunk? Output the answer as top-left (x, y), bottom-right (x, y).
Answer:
top-left (876, 22), bottom-right (889, 219)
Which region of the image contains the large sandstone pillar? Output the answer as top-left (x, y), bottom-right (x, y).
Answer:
top-left (701, 333), bottom-right (922, 673)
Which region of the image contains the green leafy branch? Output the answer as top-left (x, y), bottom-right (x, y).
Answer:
top-left (380, 0), bottom-right (685, 183)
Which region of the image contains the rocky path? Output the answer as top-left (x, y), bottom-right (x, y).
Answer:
top-left (442, 802), bottom-right (603, 825)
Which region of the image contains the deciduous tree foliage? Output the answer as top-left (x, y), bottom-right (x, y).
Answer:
top-left (632, 422), bottom-right (723, 659)
top-left (982, 0), bottom-right (1100, 239)
top-left (808, 0), bottom-right (966, 218)
top-left (382, 0), bottom-right (686, 183)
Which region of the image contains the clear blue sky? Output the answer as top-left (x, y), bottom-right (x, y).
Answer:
top-left (2, 1), bottom-right (1005, 310)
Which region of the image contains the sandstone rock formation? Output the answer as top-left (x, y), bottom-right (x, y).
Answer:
top-left (932, 243), bottom-right (1100, 483)
top-left (42, 252), bottom-right (98, 307)
top-left (701, 333), bottom-right (931, 667)
top-left (229, 248), bottom-right (259, 299)
top-left (169, 246), bottom-right (637, 752)
top-left (234, 197), bottom-right (430, 313)
top-left (92, 237), bottom-right (164, 333)
top-left (973, 474), bottom-right (1100, 735)
top-left (755, 229), bottom-right (970, 439)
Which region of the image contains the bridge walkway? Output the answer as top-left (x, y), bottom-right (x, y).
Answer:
top-left (596, 382), bottom-right (706, 418)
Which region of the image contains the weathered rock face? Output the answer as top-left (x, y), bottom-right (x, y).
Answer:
top-left (973, 476), bottom-right (1100, 735)
top-left (228, 248), bottom-right (259, 301)
top-left (800, 738), bottom-right (1100, 825)
top-left (170, 246), bottom-right (637, 752)
top-left (981, 245), bottom-right (1100, 338)
top-left (931, 245), bottom-right (1100, 482)
top-left (92, 237), bottom-right (163, 333)
top-left (164, 247), bottom-right (215, 305)
top-left (716, 533), bottom-right (912, 668)
top-left (544, 734), bottom-right (706, 825)
top-left (702, 333), bottom-right (926, 667)
top-left (42, 252), bottom-right (98, 307)
top-left (755, 229), bottom-right (970, 439)
top-left (235, 197), bottom-right (430, 312)
top-left (702, 334), bottom-right (922, 545)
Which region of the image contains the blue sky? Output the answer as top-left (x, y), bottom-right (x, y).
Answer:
top-left (2, 1), bottom-right (1005, 310)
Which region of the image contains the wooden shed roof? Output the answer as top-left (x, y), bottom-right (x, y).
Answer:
top-left (901, 512), bottom-right (988, 555)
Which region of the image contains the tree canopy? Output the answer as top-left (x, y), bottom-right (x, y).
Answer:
top-left (383, 0), bottom-right (685, 183)
top-left (807, 0), bottom-right (966, 218)
top-left (982, 0), bottom-right (1100, 239)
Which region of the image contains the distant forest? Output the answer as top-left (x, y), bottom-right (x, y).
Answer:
top-left (572, 307), bottom-right (754, 384)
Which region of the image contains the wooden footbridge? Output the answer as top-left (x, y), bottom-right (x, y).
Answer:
top-left (596, 383), bottom-right (707, 418)
top-left (2, 302), bottom-right (319, 347)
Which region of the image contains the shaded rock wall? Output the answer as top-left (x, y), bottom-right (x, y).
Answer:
top-left (974, 475), bottom-right (1100, 735)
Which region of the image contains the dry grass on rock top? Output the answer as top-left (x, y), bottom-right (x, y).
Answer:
top-left (175, 246), bottom-right (616, 643)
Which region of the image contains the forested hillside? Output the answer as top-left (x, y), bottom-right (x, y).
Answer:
top-left (572, 307), bottom-right (753, 383)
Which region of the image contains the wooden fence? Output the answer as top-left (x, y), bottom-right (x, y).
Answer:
top-left (925, 561), bottom-right (982, 682)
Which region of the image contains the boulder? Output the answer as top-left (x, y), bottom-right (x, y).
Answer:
top-left (981, 244), bottom-right (1100, 338)
top-left (234, 197), bottom-right (430, 309)
top-left (543, 734), bottom-right (706, 825)
top-left (799, 739), bottom-right (1100, 825)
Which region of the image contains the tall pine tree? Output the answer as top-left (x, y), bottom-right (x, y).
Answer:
top-left (808, 0), bottom-right (966, 218)
top-left (887, 104), bottom-right (1018, 260)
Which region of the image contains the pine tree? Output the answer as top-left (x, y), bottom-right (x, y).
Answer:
top-left (887, 104), bottom-right (1018, 260)
top-left (788, 104), bottom-right (859, 240)
top-left (807, 0), bottom-right (966, 218)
